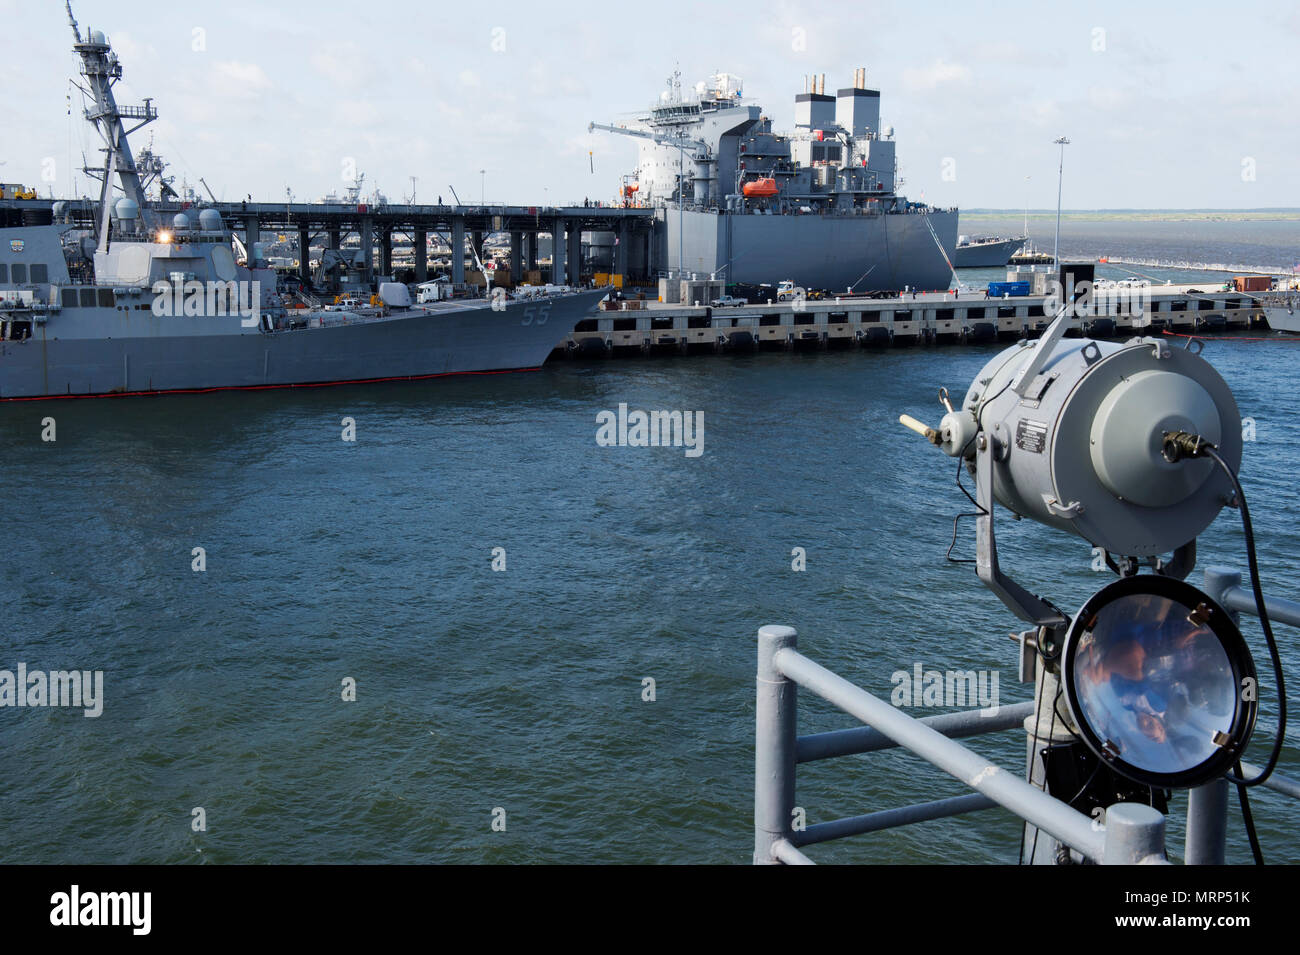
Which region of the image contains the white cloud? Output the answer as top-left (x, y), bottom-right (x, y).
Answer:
top-left (310, 45), bottom-right (376, 89)
top-left (107, 30), bottom-right (154, 65)
top-left (213, 60), bottom-right (272, 95)
top-left (1087, 85), bottom-right (1130, 112)
top-left (902, 59), bottom-right (973, 91)
top-left (17, 0), bottom-right (1300, 209)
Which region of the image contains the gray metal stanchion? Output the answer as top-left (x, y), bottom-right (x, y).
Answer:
top-left (1102, 803), bottom-right (1168, 864)
top-left (755, 625), bottom-right (798, 865)
top-left (1022, 667), bottom-right (1078, 863)
top-left (1185, 779), bottom-right (1229, 865)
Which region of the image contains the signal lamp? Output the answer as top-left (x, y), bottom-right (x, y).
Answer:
top-left (1060, 574), bottom-right (1257, 789)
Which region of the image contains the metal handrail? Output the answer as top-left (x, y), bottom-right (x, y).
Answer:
top-left (755, 565), bottom-right (1300, 865)
top-left (755, 625), bottom-right (1171, 865)
top-left (1205, 565), bottom-right (1300, 630)
top-left (797, 701), bottom-right (1035, 763)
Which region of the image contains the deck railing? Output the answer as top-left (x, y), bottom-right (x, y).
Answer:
top-left (754, 565), bottom-right (1300, 865)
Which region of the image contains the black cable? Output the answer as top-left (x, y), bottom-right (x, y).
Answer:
top-left (1198, 444), bottom-right (1287, 788)
top-left (946, 458), bottom-right (981, 563)
top-left (1065, 758), bottom-right (1105, 807)
top-left (946, 378), bottom-right (1014, 563)
top-left (1234, 759), bottom-right (1265, 865)
top-left (944, 512), bottom-right (981, 564)
top-left (1160, 432), bottom-right (1287, 787)
top-left (955, 436), bottom-right (982, 512)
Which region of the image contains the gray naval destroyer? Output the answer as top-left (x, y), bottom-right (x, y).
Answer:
top-left (590, 70), bottom-right (958, 293)
top-left (0, 6), bottom-right (602, 401)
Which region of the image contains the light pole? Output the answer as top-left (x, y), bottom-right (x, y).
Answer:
top-left (480, 169), bottom-right (485, 206)
top-left (1052, 137), bottom-right (1069, 268)
top-left (677, 135), bottom-right (685, 281)
top-left (1023, 175), bottom-right (1029, 240)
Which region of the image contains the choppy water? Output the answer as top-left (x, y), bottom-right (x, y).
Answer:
top-left (3, 217), bottom-right (1299, 865)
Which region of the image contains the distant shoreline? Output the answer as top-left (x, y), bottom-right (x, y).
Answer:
top-left (960, 209), bottom-right (1300, 220)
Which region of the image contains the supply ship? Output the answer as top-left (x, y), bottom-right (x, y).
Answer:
top-left (0, 5), bottom-right (603, 400)
top-left (590, 70), bottom-right (958, 293)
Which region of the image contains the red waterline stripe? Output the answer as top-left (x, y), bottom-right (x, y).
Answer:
top-left (1161, 329), bottom-right (1300, 344)
top-left (0, 365), bottom-right (544, 402)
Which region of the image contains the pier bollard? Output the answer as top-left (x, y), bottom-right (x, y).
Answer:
top-left (755, 625), bottom-right (798, 865)
top-left (1102, 803), bottom-right (1167, 864)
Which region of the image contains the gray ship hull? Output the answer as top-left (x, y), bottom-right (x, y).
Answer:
top-left (1, 288), bottom-right (605, 400)
top-left (954, 237), bottom-right (1025, 269)
top-left (661, 208), bottom-right (958, 292)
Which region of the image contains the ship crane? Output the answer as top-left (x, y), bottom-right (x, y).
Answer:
top-left (586, 121), bottom-right (654, 142)
top-left (587, 121), bottom-right (712, 204)
top-left (590, 119), bottom-right (717, 277)
top-left (587, 121), bottom-right (710, 157)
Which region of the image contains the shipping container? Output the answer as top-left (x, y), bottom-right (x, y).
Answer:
top-left (987, 281), bottom-right (1031, 297)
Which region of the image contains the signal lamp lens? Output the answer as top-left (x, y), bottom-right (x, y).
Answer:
top-left (1061, 575), bottom-right (1257, 789)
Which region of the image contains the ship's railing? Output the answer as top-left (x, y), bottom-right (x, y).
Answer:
top-left (754, 565), bottom-right (1300, 865)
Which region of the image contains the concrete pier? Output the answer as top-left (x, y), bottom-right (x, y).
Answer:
top-left (551, 217), bottom-right (566, 286)
top-left (297, 226), bottom-right (311, 284)
top-left (9, 195), bottom-right (658, 286)
top-left (414, 228), bottom-right (427, 283)
top-left (567, 225), bottom-right (581, 287)
top-left (555, 284), bottom-right (1268, 358)
top-left (451, 217), bottom-right (466, 284)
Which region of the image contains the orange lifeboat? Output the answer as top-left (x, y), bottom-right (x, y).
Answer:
top-left (742, 177), bottom-right (779, 198)
top-left (622, 183), bottom-right (639, 197)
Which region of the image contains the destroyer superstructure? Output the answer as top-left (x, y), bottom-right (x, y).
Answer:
top-left (591, 70), bottom-right (958, 293)
top-left (0, 4), bottom-right (602, 400)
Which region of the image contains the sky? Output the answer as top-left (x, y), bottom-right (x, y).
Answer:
top-left (3, 0), bottom-right (1297, 211)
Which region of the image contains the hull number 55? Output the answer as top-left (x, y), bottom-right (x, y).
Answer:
top-left (521, 303), bottom-right (551, 326)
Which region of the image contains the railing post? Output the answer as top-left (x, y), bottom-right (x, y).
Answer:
top-left (1185, 779), bottom-right (1229, 865)
top-left (1102, 802), bottom-right (1167, 864)
top-left (1022, 666), bottom-right (1077, 863)
top-left (755, 625), bottom-right (798, 865)
top-left (1203, 566), bottom-right (1242, 620)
